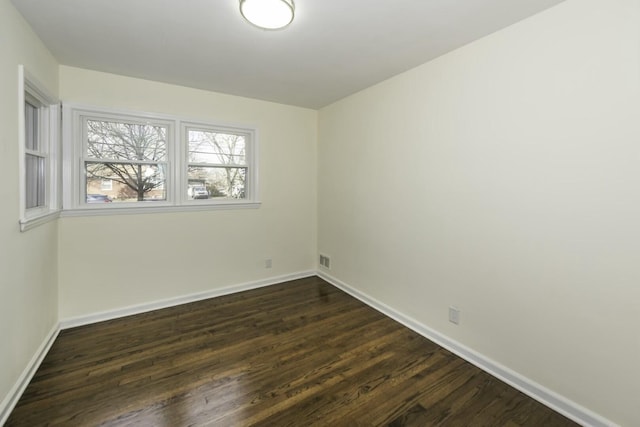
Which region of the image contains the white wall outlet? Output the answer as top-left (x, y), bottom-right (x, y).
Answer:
top-left (265, 258), bottom-right (272, 269)
top-left (449, 306), bottom-right (460, 325)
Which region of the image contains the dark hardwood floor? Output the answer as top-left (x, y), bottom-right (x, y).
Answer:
top-left (7, 276), bottom-right (578, 426)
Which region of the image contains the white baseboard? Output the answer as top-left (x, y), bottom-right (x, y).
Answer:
top-left (60, 270), bottom-right (316, 330)
top-left (3, 271), bottom-right (614, 427)
top-left (317, 271), bottom-right (616, 427)
top-left (0, 323), bottom-right (60, 426)
top-left (2, 271), bottom-right (315, 423)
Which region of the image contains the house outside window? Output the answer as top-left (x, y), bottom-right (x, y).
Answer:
top-left (100, 179), bottom-right (113, 191)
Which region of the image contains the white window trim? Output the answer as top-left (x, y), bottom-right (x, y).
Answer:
top-left (62, 103), bottom-right (260, 217)
top-left (18, 65), bottom-right (61, 232)
top-left (181, 121), bottom-right (258, 205)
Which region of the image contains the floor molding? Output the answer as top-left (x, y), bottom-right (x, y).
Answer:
top-left (4, 271), bottom-right (615, 427)
top-left (317, 271), bottom-right (616, 427)
top-left (3, 272), bottom-right (315, 423)
top-left (60, 270), bottom-right (316, 330)
top-left (0, 323), bottom-right (60, 426)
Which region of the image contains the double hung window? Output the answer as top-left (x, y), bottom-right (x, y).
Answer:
top-left (83, 117), bottom-right (169, 203)
top-left (63, 105), bottom-right (258, 214)
top-left (185, 125), bottom-right (249, 200)
top-left (24, 96), bottom-right (46, 209)
top-left (19, 66), bottom-right (61, 231)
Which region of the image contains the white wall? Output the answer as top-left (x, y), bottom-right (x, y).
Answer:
top-left (0, 0), bottom-right (59, 417)
top-left (58, 66), bottom-right (317, 319)
top-left (318, 0), bottom-right (639, 425)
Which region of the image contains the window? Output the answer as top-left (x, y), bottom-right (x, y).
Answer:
top-left (63, 105), bottom-right (259, 214)
top-left (84, 117), bottom-right (169, 203)
top-left (24, 96), bottom-right (46, 209)
top-left (185, 126), bottom-right (249, 200)
top-left (19, 66), bottom-right (61, 231)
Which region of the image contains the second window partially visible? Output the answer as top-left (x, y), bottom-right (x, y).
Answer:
top-left (24, 97), bottom-right (46, 209)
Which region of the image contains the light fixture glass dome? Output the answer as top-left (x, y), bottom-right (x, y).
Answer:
top-left (240, 0), bottom-right (295, 30)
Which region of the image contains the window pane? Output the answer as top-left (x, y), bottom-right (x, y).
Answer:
top-left (86, 162), bottom-right (167, 202)
top-left (25, 154), bottom-right (45, 209)
top-left (188, 130), bottom-right (246, 165)
top-left (187, 166), bottom-right (246, 199)
top-left (25, 101), bottom-right (38, 151)
top-left (87, 120), bottom-right (167, 162)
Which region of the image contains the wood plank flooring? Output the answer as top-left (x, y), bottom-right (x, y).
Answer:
top-left (7, 276), bottom-right (578, 426)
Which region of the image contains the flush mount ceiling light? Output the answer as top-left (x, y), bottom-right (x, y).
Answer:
top-left (240, 0), bottom-right (295, 30)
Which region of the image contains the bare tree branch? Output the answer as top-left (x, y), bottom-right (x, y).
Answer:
top-left (86, 120), bottom-right (167, 200)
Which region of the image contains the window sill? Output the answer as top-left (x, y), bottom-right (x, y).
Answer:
top-left (60, 201), bottom-right (262, 218)
top-left (20, 210), bottom-right (61, 232)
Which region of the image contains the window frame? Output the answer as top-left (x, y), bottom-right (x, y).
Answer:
top-left (24, 95), bottom-right (47, 209)
top-left (77, 111), bottom-right (175, 209)
top-left (181, 121), bottom-right (256, 205)
top-left (18, 65), bottom-right (61, 232)
top-left (62, 104), bottom-right (260, 216)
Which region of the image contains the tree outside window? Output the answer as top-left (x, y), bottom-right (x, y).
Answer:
top-left (85, 119), bottom-right (168, 202)
top-left (187, 128), bottom-right (247, 199)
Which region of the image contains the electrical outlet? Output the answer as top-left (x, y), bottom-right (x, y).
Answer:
top-left (265, 258), bottom-right (272, 269)
top-left (449, 306), bottom-right (460, 325)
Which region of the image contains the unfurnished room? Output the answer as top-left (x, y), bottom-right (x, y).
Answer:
top-left (0, 0), bottom-right (638, 426)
